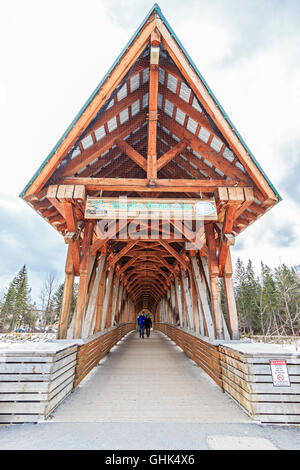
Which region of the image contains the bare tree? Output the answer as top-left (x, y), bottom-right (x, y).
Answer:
top-left (40, 273), bottom-right (57, 330)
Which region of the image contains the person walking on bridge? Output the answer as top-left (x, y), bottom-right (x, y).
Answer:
top-left (145, 314), bottom-right (152, 338)
top-left (137, 312), bottom-right (146, 338)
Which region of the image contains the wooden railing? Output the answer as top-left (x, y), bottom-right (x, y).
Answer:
top-left (155, 322), bottom-right (223, 388)
top-left (74, 322), bottom-right (136, 387)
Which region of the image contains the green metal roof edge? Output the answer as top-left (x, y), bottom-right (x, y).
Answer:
top-left (20, 3), bottom-right (281, 202)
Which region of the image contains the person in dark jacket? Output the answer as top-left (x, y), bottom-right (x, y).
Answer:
top-left (145, 314), bottom-right (152, 338)
top-left (137, 312), bottom-right (146, 338)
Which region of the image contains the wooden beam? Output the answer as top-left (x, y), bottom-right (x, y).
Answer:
top-left (223, 250), bottom-right (240, 340)
top-left (100, 267), bottom-right (115, 330)
top-left (72, 222), bottom-right (94, 338)
top-left (218, 205), bottom-right (236, 277)
top-left (147, 30), bottom-right (161, 180)
top-left (115, 137), bottom-right (147, 171)
top-left (161, 114), bottom-right (252, 185)
top-left (108, 240), bottom-right (138, 267)
top-left (190, 255), bottom-right (214, 338)
top-left (157, 139), bottom-right (188, 171)
top-left (57, 246), bottom-right (74, 339)
top-left (62, 113), bottom-right (146, 177)
top-left (63, 201), bottom-right (81, 275)
top-left (93, 254), bottom-right (108, 333)
top-left (63, 177), bottom-right (247, 193)
top-left (158, 240), bottom-right (189, 270)
top-left (90, 219), bottom-right (131, 255)
top-left (205, 223), bottom-right (224, 339)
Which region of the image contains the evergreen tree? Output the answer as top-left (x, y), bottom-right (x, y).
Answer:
top-left (234, 258), bottom-right (260, 334)
top-left (257, 262), bottom-right (279, 336)
top-left (51, 281), bottom-right (78, 326)
top-left (0, 265), bottom-right (31, 331)
top-left (52, 283), bottom-right (64, 324)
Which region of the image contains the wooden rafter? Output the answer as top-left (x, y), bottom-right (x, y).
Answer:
top-left (146, 30), bottom-right (161, 180)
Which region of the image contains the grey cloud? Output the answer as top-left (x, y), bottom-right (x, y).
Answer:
top-left (269, 225), bottom-right (298, 248)
top-left (279, 141), bottom-right (300, 204)
top-left (105, 0), bottom-right (300, 67)
top-left (0, 202), bottom-right (66, 298)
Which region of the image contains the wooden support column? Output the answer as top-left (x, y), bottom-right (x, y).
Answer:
top-left (218, 204), bottom-right (236, 277)
top-left (205, 224), bottom-right (224, 340)
top-left (147, 30), bottom-right (160, 180)
top-left (189, 268), bottom-right (201, 334)
top-left (223, 250), bottom-right (240, 340)
top-left (93, 251), bottom-right (108, 333)
top-left (110, 278), bottom-right (120, 327)
top-left (170, 283), bottom-right (177, 324)
top-left (82, 253), bottom-right (106, 337)
top-left (101, 267), bottom-right (115, 331)
top-left (72, 222), bottom-right (95, 339)
top-left (190, 256), bottom-right (214, 338)
top-left (58, 246), bottom-right (74, 339)
top-left (174, 277), bottom-right (183, 327)
top-left (181, 269), bottom-right (194, 330)
top-left (115, 284), bottom-right (124, 324)
top-left (63, 201), bottom-right (81, 276)
top-left (105, 271), bottom-right (116, 329)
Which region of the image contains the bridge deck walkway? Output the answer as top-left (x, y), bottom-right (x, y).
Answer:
top-left (50, 330), bottom-right (250, 423)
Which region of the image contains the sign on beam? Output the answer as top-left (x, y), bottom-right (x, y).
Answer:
top-left (85, 197), bottom-right (217, 220)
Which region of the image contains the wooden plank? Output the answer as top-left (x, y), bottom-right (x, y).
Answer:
top-left (0, 360), bottom-right (76, 383)
top-left (0, 415), bottom-right (43, 424)
top-left (255, 415), bottom-right (300, 424)
top-left (63, 177), bottom-right (247, 193)
top-left (46, 185), bottom-right (66, 218)
top-left (0, 375), bottom-right (74, 402)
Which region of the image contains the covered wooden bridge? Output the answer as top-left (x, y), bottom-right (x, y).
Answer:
top-left (17, 5), bottom-right (288, 421)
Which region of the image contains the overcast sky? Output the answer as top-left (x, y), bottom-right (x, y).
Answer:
top-left (1, 0), bottom-right (300, 304)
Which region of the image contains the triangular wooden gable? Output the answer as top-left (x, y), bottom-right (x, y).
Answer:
top-left (20, 3), bottom-right (280, 237)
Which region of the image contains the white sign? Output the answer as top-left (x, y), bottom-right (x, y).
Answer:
top-left (269, 360), bottom-right (290, 387)
top-left (85, 197), bottom-right (217, 220)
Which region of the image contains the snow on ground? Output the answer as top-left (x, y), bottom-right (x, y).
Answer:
top-left (0, 332), bottom-right (57, 344)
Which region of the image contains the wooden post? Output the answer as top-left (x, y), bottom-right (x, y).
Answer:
top-left (190, 268), bottom-right (201, 334)
top-left (190, 256), bottom-right (214, 338)
top-left (72, 222), bottom-right (94, 338)
top-left (205, 224), bottom-right (224, 339)
top-left (82, 254), bottom-right (106, 337)
top-left (223, 250), bottom-right (240, 340)
top-left (58, 246), bottom-right (74, 339)
top-left (181, 269), bottom-right (194, 330)
top-left (174, 277), bottom-right (183, 327)
top-left (110, 278), bottom-right (120, 327)
top-left (101, 267), bottom-right (115, 330)
top-left (147, 31), bottom-right (160, 180)
top-left (115, 284), bottom-right (124, 324)
top-left (170, 283), bottom-right (177, 324)
top-left (93, 254), bottom-right (108, 333)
